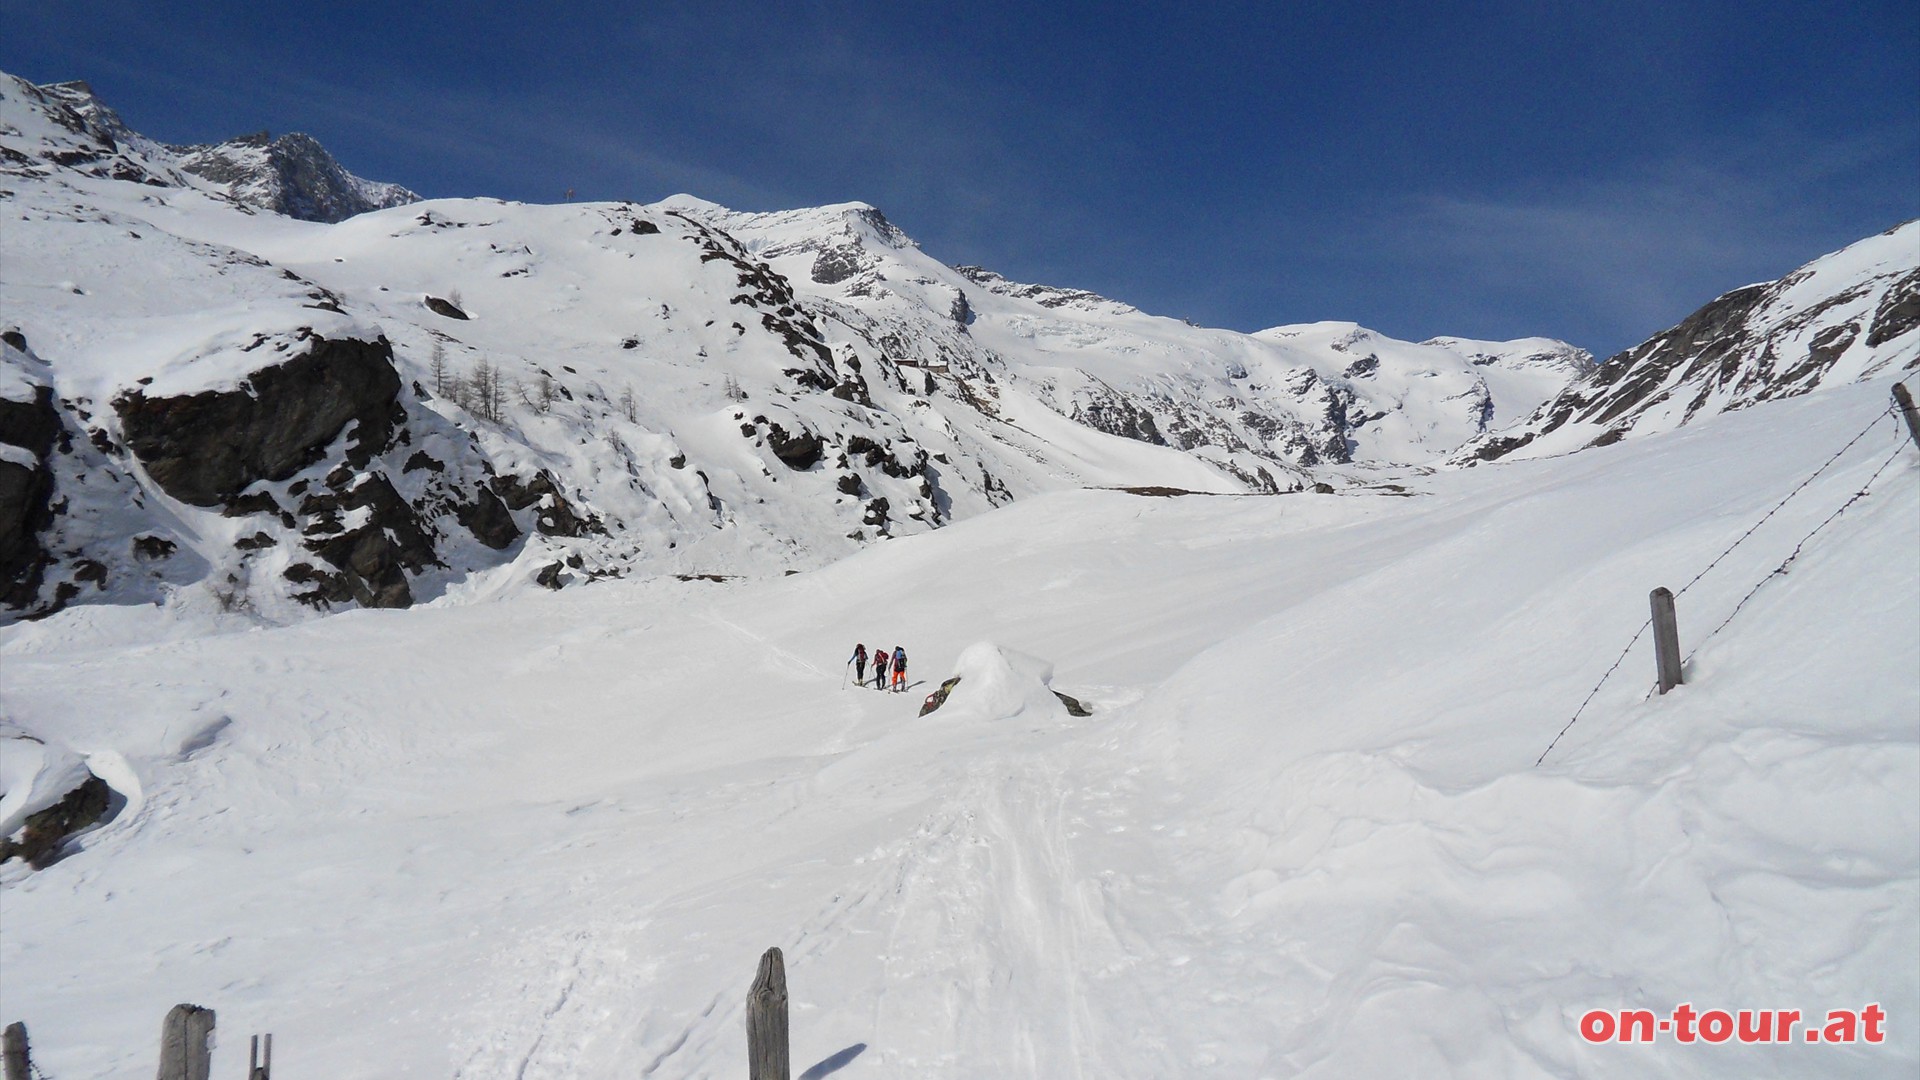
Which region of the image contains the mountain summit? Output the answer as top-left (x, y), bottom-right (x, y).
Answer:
top-left (14, 76), bottom-right (417, 222)
top-left (170, 129), bottom-right (419, 223)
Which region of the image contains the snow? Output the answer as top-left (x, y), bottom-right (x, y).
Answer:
top-left (0, 64), bottom-right (1611, 623)
top-left (655, 200), bottom-right (1596, 470)
top-left (927, 642), bottom-right (1069, 725)
top-left (2, 378), bottom-right (1913, 1078)
top-left (2, 65), bottom-right (1916, 1080)
top-left (0, 728), bottom-right (91, 839)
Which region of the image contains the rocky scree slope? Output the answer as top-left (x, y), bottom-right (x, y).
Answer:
top-left (1459, 220), bottom-right (1920, 463)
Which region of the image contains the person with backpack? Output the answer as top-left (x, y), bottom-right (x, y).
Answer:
top-left (849, 643), bottom-right (867, 686)
top-left (891, 646), bottom-right (907, 692)
top-left (873, 646), bottom-right (891, 690)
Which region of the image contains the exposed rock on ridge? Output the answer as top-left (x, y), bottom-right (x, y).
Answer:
top-left (172, 131), bottom-right (419, 223)
top-left (1461, 221), bottom-right (1920, 463)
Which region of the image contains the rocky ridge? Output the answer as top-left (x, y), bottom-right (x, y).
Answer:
top-left (8, 76), bottom-right (417, 223)
top-left (171, 130), bottom-right (419, 223)
top-left (1459, 221), bottom-right (1920, 463)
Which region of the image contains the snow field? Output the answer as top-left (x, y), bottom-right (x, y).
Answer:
top-left (0, 381), bottom-right (1915, 1078)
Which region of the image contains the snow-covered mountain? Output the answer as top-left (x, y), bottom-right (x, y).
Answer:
top-left (170, 129), bottom-right (419, 223)
top-left (0, 72), bottom-right (1597, 623)
top-left (5, 78), bottom-right (418, 221)
top-left (666, 195), bottom-right (1594, 473)
top-left (4, 70), bottom-right (1918, 1080)
top-left (1460, 221), bottom-right (1920, 462)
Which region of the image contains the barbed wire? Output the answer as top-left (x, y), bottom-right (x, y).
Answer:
top-left (1682, 437), bottom-right (1909, 667)
top-left (1672, 405), bottom-right (1898, 601)
top-left (1535, 402), bottom-right (1906, 767)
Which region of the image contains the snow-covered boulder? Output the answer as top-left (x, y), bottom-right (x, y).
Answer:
top-left (0, 729), bottom-right (106, 868)
top-left (926, 641), bottom-right (1072, 724)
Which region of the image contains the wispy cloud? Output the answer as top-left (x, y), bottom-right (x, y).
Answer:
top-left (1367, 122), bottom-right (1919, 352)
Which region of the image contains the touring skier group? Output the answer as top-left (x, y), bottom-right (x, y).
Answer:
top-left (848, 643), bottom-right (908, 692)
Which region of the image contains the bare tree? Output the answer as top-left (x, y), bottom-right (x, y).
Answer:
top-left (537, 374), bottom-right (557, 413)
top-left (472, 359), bottom-right (501, 422)
top-left (620, 385), bottom-right (638, 423)
top-left (430, 342), bottom-right (447, 396)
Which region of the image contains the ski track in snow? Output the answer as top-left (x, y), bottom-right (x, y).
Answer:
top-left (1, 382), bottom-right (1916, 1078)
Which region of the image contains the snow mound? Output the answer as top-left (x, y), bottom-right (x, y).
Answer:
top-left (933, 641), bottom-right (1070, 723)
top-left (0, 727), bottom-right (90, 839)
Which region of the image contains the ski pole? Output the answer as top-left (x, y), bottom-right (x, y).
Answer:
top-left (842, 660), bottom-right (850, 689)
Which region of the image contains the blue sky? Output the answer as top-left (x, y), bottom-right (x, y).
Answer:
top-left (8, 1), bottom-right (1917, 356)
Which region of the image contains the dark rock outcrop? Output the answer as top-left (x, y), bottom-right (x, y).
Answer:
top-left (493, 471), bottom-right (601, 538)
top-left (1, 773), bottom-right (110, 869)
top-left (425, 296), bottom-right (469, 320)
top-left (0, 385), bottom-right (61, 607)
top-left (115, 335), bottom-right (401, 506)
top-left (131, 535), bottom-right (177, 560)
top-left (764, 421), bottom-right (823, 470)
top-left (0, 384), bottom-right (62, 459)
top-left (456, 486), bottom-right (521, 550)
top-left (300, 475), bottom-right (438, 608)
top-left (919, 676), bottom-right (963, 717)
top-left (1073, 390), bottom-right (1167, 447)
top-left (810, 247), bottom-right (865, 285)
top-left (1868, 268), bottom-right (1920, 347)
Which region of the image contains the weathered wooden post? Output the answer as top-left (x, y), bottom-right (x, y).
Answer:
top-left (249, 1033), bottom-right (272, 1079)
top-left (1650, 587), bottom-right (1682, 694)
top-left (747, 947), bottom-right (790, 1080)
top-left (157, 1004), bottom-right (215, 1080)
top-left (3, 1022), bottom-right (29, 1080)
top-left (1894, 383), bottom-right (1920, 450)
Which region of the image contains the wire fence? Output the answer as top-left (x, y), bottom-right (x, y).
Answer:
top-left (1535, 399), bottom-right (1912, 766)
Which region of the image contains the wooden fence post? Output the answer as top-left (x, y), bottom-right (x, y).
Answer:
top-left (747, 947), bottom-right (790, 1080)
top-left (1894, 383), bottom-right (1920, 450)
top-left (158, 1004), bottom-right (215, 1080)
top-left (3, 1022), bottom-right (28, 1080)
top-left (1650, 587), bottom-right (1682, 694)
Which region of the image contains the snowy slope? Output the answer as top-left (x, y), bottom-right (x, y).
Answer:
top-left (2, 378), bottom-right (1913, 1078)
top-left (1, 70), bottom-right (1597, 623)
top-left (1461, 220), bottom-right (1920, 462)
top-left (667, 197), bottom-right (1594, 474)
